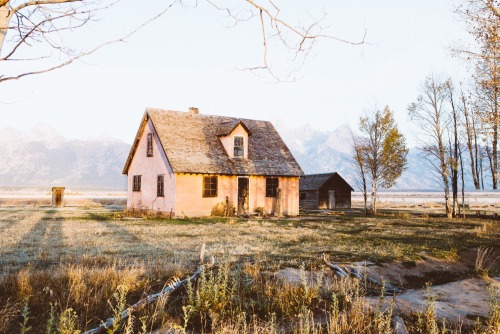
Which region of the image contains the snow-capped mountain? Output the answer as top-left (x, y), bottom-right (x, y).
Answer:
top-left (0, 124), bottom-right (129, 190)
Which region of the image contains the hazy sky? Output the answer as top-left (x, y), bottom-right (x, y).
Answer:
top-left (0, 1), bottom-right (471, 145)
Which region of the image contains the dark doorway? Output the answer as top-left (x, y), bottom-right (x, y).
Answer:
top-left (51, 187), bottom-right (65, 207)
top-left (238, 177), bottom-right (249, 214)
top-left (55, 190), bottom-right (62, 206)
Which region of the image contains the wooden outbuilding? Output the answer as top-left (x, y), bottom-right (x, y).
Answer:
top-left (299, 173), bottom-right (353, 210)
top-left (51, 187), bottom-right (65, 207)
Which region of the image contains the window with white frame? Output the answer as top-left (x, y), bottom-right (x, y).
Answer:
top-left (234, 136), bottom-right (244, 158)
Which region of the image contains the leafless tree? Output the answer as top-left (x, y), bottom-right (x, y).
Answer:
top-left (455, 0), bottom-right (500, 189)
top-left (408, 75), bottom-right (453, 218)
top-left (461, 90), bottom-right (483, 189)
top-left (0, 0), bottom-right (365, 83)
top-left (446, 80), bottom-right (463, 217)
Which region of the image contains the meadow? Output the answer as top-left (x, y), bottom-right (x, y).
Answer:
top-left (0, 202), bottom-right (498, 333)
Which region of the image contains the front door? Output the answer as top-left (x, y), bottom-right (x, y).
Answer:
top-left (328, 190), bottom-right (335, 210)
top-left (238, 177), bottom-right (249, 214)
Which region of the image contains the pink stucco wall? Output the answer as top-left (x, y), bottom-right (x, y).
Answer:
top-left (174, 174), bottom-right (299, 217)
top-left (127, 120), bottom-right (299, 217)
top-left (127, 119), bottom-right (176, 213)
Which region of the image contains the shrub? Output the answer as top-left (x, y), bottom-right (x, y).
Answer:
top-left (211, 201), bottom-right (235, 217)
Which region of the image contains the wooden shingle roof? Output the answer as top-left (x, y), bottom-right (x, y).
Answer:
top-left (123, 108), bottom-right (304, 176)
top-left (300, 173), bottom-right (354, 191)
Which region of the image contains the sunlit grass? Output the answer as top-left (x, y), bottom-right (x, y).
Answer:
top-left (0, 207), bottom-right (498, 332)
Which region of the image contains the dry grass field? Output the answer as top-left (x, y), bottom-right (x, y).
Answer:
top-left (0, 204), bottom-right (499, 333)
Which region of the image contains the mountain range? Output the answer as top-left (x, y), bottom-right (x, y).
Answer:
top-left (0, 124), bottom-right (129, 190)
top-left (276, 123), bottom-right (438, 191)
top-left (0, 123), bottom-right (452, 191)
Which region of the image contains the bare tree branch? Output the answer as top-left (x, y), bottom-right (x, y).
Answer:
top-left (0, 0), bottom-right (180, 83)
top-left (1, 1), bottom-right (366, 83)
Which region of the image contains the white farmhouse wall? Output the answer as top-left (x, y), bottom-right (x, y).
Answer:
top-left (127, 119), bottom-right (176, 213)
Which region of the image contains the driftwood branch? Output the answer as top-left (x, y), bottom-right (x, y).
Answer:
top-left (323, 254), bottom-right (348, 278)
top-left (323, 255), bottom-right (400, 295)
top-left (83, 245), bottom-right (215, 334)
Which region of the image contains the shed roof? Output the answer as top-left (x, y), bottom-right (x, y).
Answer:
top-left (299, 173), bottom-right (354, 191)
top-left (123, 108), bottom-right (304, 176)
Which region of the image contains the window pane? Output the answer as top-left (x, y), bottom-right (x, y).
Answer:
top-left (203, 176), bottom-right (218, 197)
top-left (234, 136), bottom-right (244, 158)
top-left (266, 177), bottom-right (278, 197)
top-left (147, 133), bottom-right (153, 157)
top-left (133, 175), bottom-right (141, 192)
top-left (157, 175), bottom-right (164, 196)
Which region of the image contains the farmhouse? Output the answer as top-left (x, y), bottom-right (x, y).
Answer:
top-left (299, 173), bottom-right (353, 210)
top-left (122, 108), bottom-right (304, 217)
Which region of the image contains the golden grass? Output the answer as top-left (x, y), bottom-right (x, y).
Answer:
top-left (0, 207), bottom-right (498, 333)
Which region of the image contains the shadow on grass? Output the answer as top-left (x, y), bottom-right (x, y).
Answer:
top-left (0, 210), bottom-right (63, 271)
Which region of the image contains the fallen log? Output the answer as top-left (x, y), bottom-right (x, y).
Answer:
top-left (323, 254), bottom-right (348, 278)
top-left (83, 246), bottom-right (215, 334)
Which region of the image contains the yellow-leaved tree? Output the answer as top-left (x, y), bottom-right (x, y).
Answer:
top-left (355, 106), bottom-right (408, 215)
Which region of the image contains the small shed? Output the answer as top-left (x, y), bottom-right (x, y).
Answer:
top-left (299, 173), bottom-right (353, 210)
top-left (51, 187), bottom-right (65, 207)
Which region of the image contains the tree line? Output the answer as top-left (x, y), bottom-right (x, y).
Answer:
top-left (353, 0), bottom-right (500, 217)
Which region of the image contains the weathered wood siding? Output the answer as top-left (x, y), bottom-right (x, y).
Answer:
top-left (299, 190), bottom-right (319, 209)
top-left (300, 174), bottom-right (352, 210)
top-left (319, 174), bottom-right (352, 209)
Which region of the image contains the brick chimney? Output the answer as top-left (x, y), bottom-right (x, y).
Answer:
top-left (189, 107), bottom-right (199, 114)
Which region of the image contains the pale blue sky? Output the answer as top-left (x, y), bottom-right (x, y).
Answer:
top-left (0, 1), bottom-right (471, 145)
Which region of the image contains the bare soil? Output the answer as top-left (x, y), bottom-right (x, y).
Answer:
top-left (277, 250), bottom-right (499, 325)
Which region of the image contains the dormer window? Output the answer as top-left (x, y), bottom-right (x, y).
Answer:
top-left (217, 120), bottom-right (250, 159)
top-left (147, 133), bottom-right (153, 157)
top-left (234, 136), bottom-right (244, 158)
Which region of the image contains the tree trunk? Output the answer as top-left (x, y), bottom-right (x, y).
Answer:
top-left (0, 4), bottom-right (13, 55)
top-left (371, 180), bottom-right (377, 215)
top-left (486, 144), bottom-right (495, 189)
top-left (493, 86), bottom-right (498, 189)
top-left (438, 141), bottom-right (452, 218)
top-left (460, 150), bottom-right (466, 218)
top-left (451, 93), bottom-right (459, 217)
top-left (463, 96), bottom-right (480, 189)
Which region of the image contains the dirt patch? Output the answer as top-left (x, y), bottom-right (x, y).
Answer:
top-left (367, 277), bottom-right (499, 325)
top-left (277, 251), bottom-right (500, 325)
top-left (355, 252), bottom-right (500, 324)
top-left (353, 253), bottom-right (470, 289)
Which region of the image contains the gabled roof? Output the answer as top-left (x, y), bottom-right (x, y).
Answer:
top-left (122, 108), bottom-right (304, 176)
top-left (216, 119), bottom-right (252, 137)
top-left (300, 172), bottom-right (354, 191)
